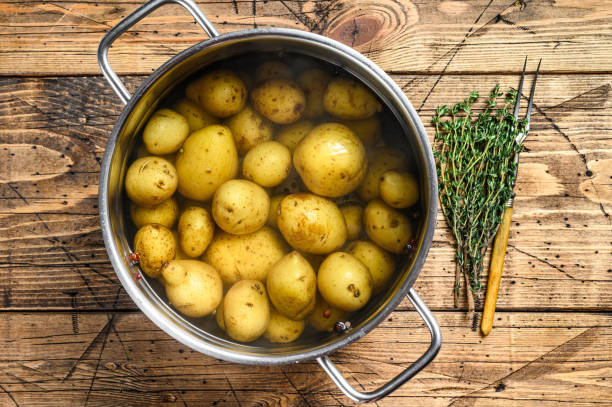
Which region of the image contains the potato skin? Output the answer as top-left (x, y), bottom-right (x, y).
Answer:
top-left (178, 206), bottom-right (215, 258)
top-left (203, 227), bottom-right (287, 284)
top-left (130, 196), bottom-right (179, 229)
top-left (276, 120), bottom-right (314, 152)
top-left (251, 79), bottom-right (306, 124)
top-left (255, 61), bottom-right (292, 84)
top-left (297, 69), bottom-right (331, 119)
top-left (194, 70), bottom-right (247, 118)
top-left (125, 157), bottom-right (178, 207)
top-left (264, 309), bottom-right (305, 343)
top-left (212, 179), bottom-right (269, 235)
top-left (143, 109), bottom-right (189, 155)
top-left (347, 240), bottom-right (395, 294)
top-left (340, 204), bottom-right (364, 241)
top-left (224, 280), bottom-right (270, 342)
top-left (161, 260), bottom-right (223, 318)
top-left (323, 78), bottom-right (381, 120)
top-left (342, 116), bottom-right (382, 148)
top-left (172, 98), bottom-right (219, 132)
top-left (363, 199), bottom-right (414, 254)
top-left (277, 193), bottom-right (347, 254)
top-left (242, 141), bottom-right (292, 187)
top-left (380, 170), bottom-right (419, 208)
top-left (266, 251), bottom-right (316, 320)
top-left (215, 301), bottom-right (225, 331)
top-left (308, 295), bottom-right (348, 332)
top-left (267, 194), bottom-right (286, 228)
top-left (175, 125), bottom-right (239, 201)
top-left (225, 106), bottom-right (274, 154)
top-left (134, 224), bottom-right (176, 278)
top-left (317, 252), bottom-right (373, 312)
top-left (293, 123), bottom-right (367, 198)
top-left (357, 148), bottom-right (407, 202)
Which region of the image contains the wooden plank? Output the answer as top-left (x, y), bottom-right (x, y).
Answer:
top-left (1, 74), bottom-right (610, 311)
top-left (0, 311), bottom-right (610, 406)
top-left (0, 0), bottom-right (611, 75)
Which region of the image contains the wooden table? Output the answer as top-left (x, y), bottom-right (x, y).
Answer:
top-left (1, 0), bottom-right (611, 405)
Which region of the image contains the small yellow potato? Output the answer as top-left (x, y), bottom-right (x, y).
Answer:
top-left (323, 77), bottom-right (381, 120)
top-left (142, 109), bottom-right (190, 155)
top-left (255, 61), bottom-right (292, 83)
top-left (340, 204), bottom-right (364, 241)
top-left (277, 193), bottom-right (347, 254)
top-left (134, 224), bottom-right (176, 278)
top-left (293, 123), bottom-right (367, 198)
top-left (225, 106), bottom-right (274, 154)
top-left (212, 179), bottom-right (269, 235)
top-left (175, 125), bottom-right (239, 201)
top-left (380, 170), bottom-right (419, 208)
top-left (193, 70), bottom-right (247, 118)
top-left (172, 230), bottom-right (191, 260)
top-left (276, 120), bottom-right (314, 152)
top-left (130, 196), bottom-right (179, 229)
top-left (216, 300), bottom-right (225, 331)
top-left (308, 295), bottom-right (348, 332)
top-left (251, 79), bottom-right (306, 124)
top-left (203, 227), bottom-right (287, 284)
top-left (178, 206), bottom-right (215, 258)
top-left (242, 141), bottom-right (292, 187)
top-left (347, 240), bottom-right (396, 294)
top-left (342, 116), bottom-right (382, 148)
top-left (363, 199), bottom-right (414, 254)
top-left (264, 309), bottom-right (305, 343)
top-left (317, 252), bottom-right (373, 312)
top-left (161, 259), bottom-right (223, 318)
top-left (266, 251), bottom-right (317, 320)
top-left (357, 147), bottom-right (407, 202)
top-left (223, 280), bottom-right (270, 342)
top-left (172, 98), bottom-right (219, 132)
top-left (297, 69), bottom-right (331, 119)
top-left (125, 157), bottom-right (178, 207)
top-left (185, 76), bottom-right (206, 103)
top-left (267, 194), bottom-right (286, 228)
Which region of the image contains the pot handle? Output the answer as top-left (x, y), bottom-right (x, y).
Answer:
top-left (97, 0), bottom-right (219, 104)
top-left (317, 288), bottom-right (441, 403)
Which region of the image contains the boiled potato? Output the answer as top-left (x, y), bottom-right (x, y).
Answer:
top-left (363, 199), bottom-right (414, 254)
top-left (130, 196), bottom-right (179, 229)
top-left (323, 77), bottom-right (381, 120)
top-left (264, 309), bottom-right (305, 343)
top-left (342, 116), bottom-right (381, 148)
top-left (212, 179), bottom-right (269, 235)
top-left (340, 204), bottom-right (364, 241)
top-left (242, 141), bottom-right (292, 187)
top-left (251, 79), bottom-right (305, 124)
top-left (172, 229), bottom-right (191, 260)
top-left (172, 98), bottom-right (219, 132)
top-left (142, 109), bottom-right (189, 155)
top-left (347, 240), bottom-right (395, 294)
top-left (125, 157), bottom-right (178, 207)
top-left (215, 301), bottom-right (225, 330)
top-left (192, 70), bottom-right (247, 118)
top-left (266, 251), bottom-right (316, 320)
top-left (277, 193), bottom-right (347, 254)
top-left (175, 125), bottom-right (239, 201)
top-left (203, 226), bottom-right (287, 284)
top-left (317, 252), bottom-right (373, 312)
top-left (293, 123), bottom-right (367, 198)
top-left (224, 280), bottom-right (270, 342)
top-left (225, 106), bottom-right (274, 154)
top-left (267, 194), bottom-right (286, 228)
top-left (380, 170), bottom-right (419, 208)
top-left (178, 206), bottom-right (215, 258)
top-left (308, 295), bottom-right (348, 332)
top-left (276, 120), bottom-right (314, 152)
top-left (297, 69), bottom-right (331, 119)
top-left (134, 224), bottom-right (176, 278)
top-left (255, 61), bottom-right (292, 83)
top-left (357, 147), bottom-right (408, 202)
top-left (161, 259), bottom-right (223, 318)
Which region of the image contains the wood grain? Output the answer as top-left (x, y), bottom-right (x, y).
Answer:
top-left (0, 0), bottom-right (611, 75)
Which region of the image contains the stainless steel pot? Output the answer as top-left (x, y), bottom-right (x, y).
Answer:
top-left (97, 0), bottom-right (441, 402)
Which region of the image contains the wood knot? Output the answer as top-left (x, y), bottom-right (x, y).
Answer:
top-left (327, 16), bottom-right (382, 47)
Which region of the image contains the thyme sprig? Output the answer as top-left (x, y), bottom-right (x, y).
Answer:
top-left (432, 85), bottom-right (527, 311)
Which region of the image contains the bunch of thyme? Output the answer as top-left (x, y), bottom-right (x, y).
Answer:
top-left (432, 85), bottom-right (527, 312)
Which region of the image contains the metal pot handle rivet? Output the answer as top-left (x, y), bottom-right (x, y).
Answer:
top-left (97, 0), bottom-right (219, 104)
top-left (317, 288), bottom-right (442, 403)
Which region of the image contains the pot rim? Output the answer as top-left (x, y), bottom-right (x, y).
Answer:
top-left (100, 27), bottom-right (438, 365)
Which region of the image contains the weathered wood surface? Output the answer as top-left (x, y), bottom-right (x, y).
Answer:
top-left (1, 0), bottom-right (611, 75)
top-left (0, 312), bottom-right (610, 406)
top-left (1, 74), bottom-right (610, 311)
